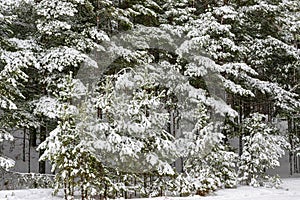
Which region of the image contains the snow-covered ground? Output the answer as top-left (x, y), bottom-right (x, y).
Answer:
top-left (1, 178), bottom-right (300, 200)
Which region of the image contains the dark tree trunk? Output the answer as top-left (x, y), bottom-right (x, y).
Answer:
top-left (288, 117), bottom-right (293, 176)
top-left (239, 99), bottom-right (243, 156)
top-left (28, 129), bottom-right (31, 173)
top-left (30, 127), bottom-right (37, 147)
top-left (39, 125), bottom-right (46, 174)
top-left (23, 128), bottom-right (26, 162)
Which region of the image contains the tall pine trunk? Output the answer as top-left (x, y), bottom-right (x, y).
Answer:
top-left (39, 125), bottom-right (46, 174)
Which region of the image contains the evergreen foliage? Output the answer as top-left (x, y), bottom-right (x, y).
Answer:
top-left (238, 113), bottom-right (290, 187)
top-left (0, 0), bottom-right (299, 199)
top-left (183, 103), bottom-right (238, 196)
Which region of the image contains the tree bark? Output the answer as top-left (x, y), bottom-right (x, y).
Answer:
top-left (39, 125), bottom-right (46, 174)
top-left (288, 117), bottom-right (293, 176)
top-left (30, 127), bottom-right (37, 147)
top-left (239, 99), bottom-right (243, 156)
top-left (28, 129), bottom-right (31, 173)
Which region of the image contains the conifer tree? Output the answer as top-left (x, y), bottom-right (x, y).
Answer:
top-left (183, 103), bottom-right (237, 196)
top-left (0, 0), bottom-right (38, 171)
top-left (238, 113), bottom-right (289, 187)
top-left (94, 65), bottom-right (178, 196)
top-left (38, 73), bottom-right (105, 199)
top-left (35, 0), bottom-right (109, 198)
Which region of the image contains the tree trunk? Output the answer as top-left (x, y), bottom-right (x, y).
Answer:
top-left (39, 125), bottom-right (46, 174)
top-left (28, 129), bottom-right (31, 173)
top-left (239, 99), bottom-right (243, 156)
top-left (288, 117), bottom-right (293, 176)
top-left (23, 128), bottom-right (26, 162)
top-left (30, 127), bottom-right (37, 147)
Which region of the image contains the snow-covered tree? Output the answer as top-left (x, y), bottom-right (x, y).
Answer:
top-left (170, 1), bottom-right (300, 171)
top-left (0, 0), bottom-right (38, 171)
top-left (33, 0), bottom-right (109, 176)
top-left (94, 65), bottom-right (178, 196)
top-left (238, 113), bottom-right (290, 187)
top-left (38, 73), bottom-right (105, 199)
top-left (182, 103), bottom-right (238, 196)
top-left (102, 21), bottom-right (242, 196)
top-left (34, 0), bottom-right (108, 192)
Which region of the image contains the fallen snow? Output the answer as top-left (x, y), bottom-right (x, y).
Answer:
top-left (0, 188), bottom-right (61, 200)
top-left (0, 178), bottom-right (300, 200)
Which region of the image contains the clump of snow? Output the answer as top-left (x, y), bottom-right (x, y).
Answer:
top-left (0, 156), bottom-right (15, 171)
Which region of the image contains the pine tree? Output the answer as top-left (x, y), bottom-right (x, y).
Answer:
top-left (0, 0), bottom-right (38, 171)
top-left (238, 113), bottom-right (289, 187)
top-left (94, 65), bottom-right (178, 196)
top-left (183, 103), bottom-right (238, 196)
top-left (231, 0), bottom-right (300, 177)
top-left (38, 73), bottom-right (105, 199)
top-left (34, 0), bottom-right (110, 198)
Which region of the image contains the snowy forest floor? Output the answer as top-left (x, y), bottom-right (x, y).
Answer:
top-left (1, 178), bottom-right (300, 200)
